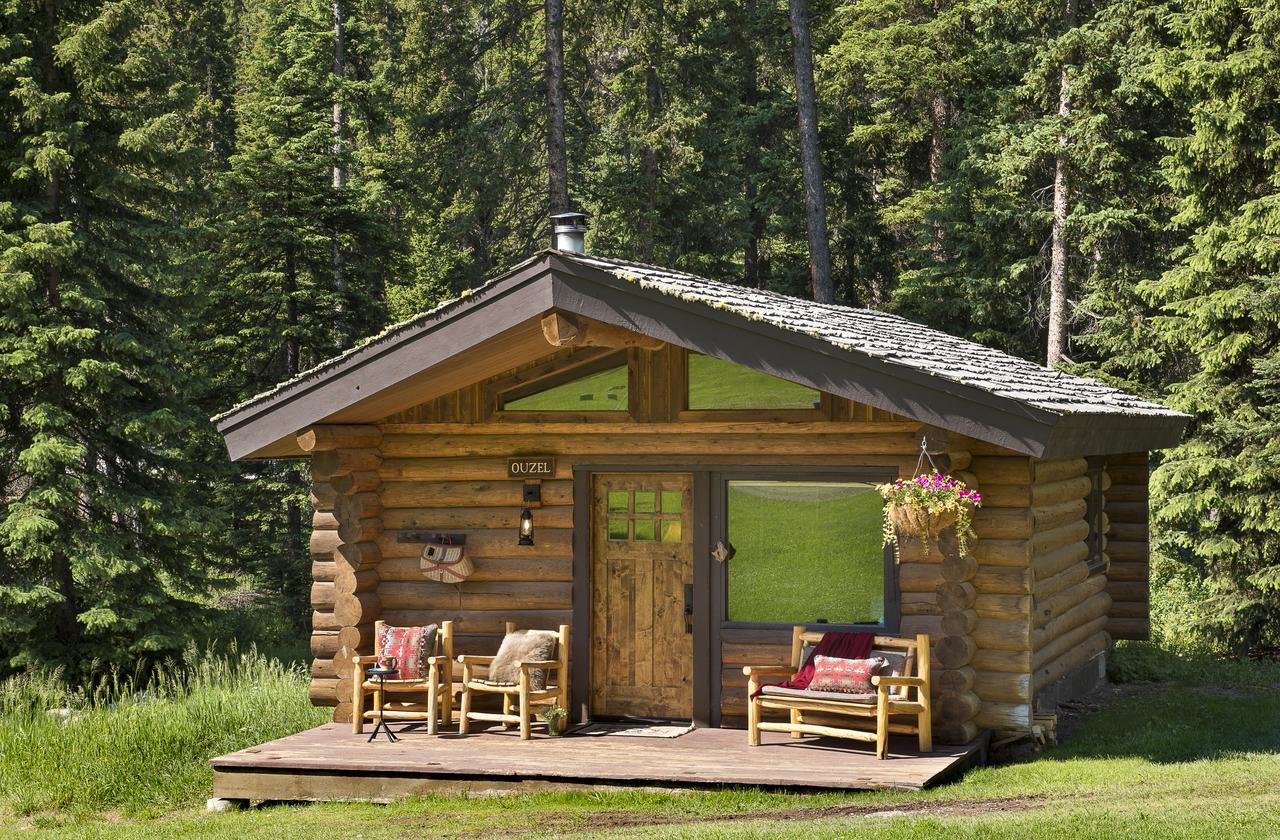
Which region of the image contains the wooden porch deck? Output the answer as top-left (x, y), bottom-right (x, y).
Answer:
top-left (210, 723), bottom-right (988, 802)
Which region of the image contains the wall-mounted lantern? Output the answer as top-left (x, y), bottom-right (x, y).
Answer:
top-left (518, 482), bottom-right (541, 546)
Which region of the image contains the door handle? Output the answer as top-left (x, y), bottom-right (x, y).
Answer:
top-left (684, 583), bottom-right (694, 634)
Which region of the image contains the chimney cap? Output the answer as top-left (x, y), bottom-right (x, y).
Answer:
top-left (550, 211), bottom-right (588, 253)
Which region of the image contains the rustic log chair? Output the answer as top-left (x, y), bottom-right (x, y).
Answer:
top-left (743, 626), bottom-right (932, 759)
top-left (456, 623), bottom-right (570, 740)
top-left (351, 619), bottom-right (455, 736)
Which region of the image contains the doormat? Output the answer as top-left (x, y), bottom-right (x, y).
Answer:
top-left (570, 721), bottom-right (695, 739)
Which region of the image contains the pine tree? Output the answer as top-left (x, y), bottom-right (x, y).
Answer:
top-left (0, 0), bottom-right (224, 674)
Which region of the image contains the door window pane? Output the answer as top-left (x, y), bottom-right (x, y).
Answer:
top-left (607, 518), bottom-right (630, 541)
top-left (660, 490), bottom-right (683, 514)
top-left (607, 491), bottom-right (630, 513)
top-left (726, 481), bottom-right (885, 624)
top-left (633, 520), bottom-right (656, 541)
top-left (660, 519), bottom-right (682, 543)
top-left (634, 491), bottom-right (657, 514)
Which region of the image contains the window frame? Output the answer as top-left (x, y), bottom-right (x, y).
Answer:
top-left (1085, 456), bottom-right (1108, 577)
top-left (709, 468), bottom-right (900, 635)
top-left (488, 347), bottom-right (634, 422)
top-left (675, 349), bottom-right (834, 421)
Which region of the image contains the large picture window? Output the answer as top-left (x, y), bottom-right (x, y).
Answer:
top-left (725, 480), bottom-right (888, 625)
top-left (687, 354), bottom-right (821, 411)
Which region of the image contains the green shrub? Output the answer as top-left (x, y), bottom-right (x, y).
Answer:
top-left (1108, 640), bottom-right (1280, 688)
top-left (0, 645), bottom-right (328, 817)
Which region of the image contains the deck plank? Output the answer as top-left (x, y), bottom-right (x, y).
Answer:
top-left (211, 724), bottom-right (985, 801)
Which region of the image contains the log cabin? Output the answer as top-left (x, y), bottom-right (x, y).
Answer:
top-left (213, 216), bottom-right (1187, 744)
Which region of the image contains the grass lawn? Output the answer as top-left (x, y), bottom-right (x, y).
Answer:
top-left (4, 644), bottom-right (1279, 838)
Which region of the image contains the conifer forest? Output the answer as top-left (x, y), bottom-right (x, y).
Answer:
top-left (2, 0), bottom-right (1278, 677)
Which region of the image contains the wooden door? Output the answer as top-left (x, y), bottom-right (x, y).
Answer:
top-left (590, 473), bottom-right (694, 719)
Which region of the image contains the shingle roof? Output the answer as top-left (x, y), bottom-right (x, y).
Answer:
top-left (560, 252), bottom-right (1181, 419)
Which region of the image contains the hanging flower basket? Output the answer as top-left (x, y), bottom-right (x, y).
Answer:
top-left (878, 471), bottom-right (982, 561)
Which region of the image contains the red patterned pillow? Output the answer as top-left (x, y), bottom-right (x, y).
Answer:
top-left (807, 655), bottom-right (888, 694)
top-left (376, 623), bottom-right (438, 681)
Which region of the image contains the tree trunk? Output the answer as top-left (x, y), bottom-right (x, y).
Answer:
top-left (1046, 0), bottom-right (1078, 367)
top-left (545, 0), bottom-right (570, 214)
top-left (285, 245), bottom-right (300, 377)
top-left (928, 91), bottom-right (948, 259)
top-left (331, 0), bottom-right (349, 347)
top-left (786, 0), bottom-right (834, 304)
top-left (743, 28), bottom-right (766, 289)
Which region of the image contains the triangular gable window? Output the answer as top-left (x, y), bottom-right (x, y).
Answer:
top-left (687, 353), bottom-right (820, 410)
top-left (502, 358), bottom-right (629, 411)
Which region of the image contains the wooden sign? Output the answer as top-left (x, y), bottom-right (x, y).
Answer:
top-left (508, 457), bottom-right (556, 478)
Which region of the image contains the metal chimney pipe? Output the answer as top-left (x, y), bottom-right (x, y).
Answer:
top-left (550, 211), bottom-right (588, 253)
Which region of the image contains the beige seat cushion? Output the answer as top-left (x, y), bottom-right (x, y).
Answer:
top-left (488, 629), bottom-right (558, 689)
top-left (760, 684), bottom-right (876, 704)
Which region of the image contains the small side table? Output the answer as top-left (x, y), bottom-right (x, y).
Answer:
top-left (365, 666), bottom-right (400, 743)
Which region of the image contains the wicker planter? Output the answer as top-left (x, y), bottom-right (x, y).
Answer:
top-left (888, 503), bottom-right (958, 540)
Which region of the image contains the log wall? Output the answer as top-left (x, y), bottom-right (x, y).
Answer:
top-left (297, 343), bottom-right (1155, 734)
top-left (1104, 453), bottom-right (1151, 640)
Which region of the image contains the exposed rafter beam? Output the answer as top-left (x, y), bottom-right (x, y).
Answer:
top-left (540, 311), bottom-right (665, 351)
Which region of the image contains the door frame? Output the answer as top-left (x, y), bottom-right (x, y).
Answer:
top-left (573, 466), bottom-right (711, 727)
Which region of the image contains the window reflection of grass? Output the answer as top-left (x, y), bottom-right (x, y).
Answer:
top-left (688, 354), bottom-right (820, 410)
top-left (727, 482), bottom-right (884, 624)
top-left (504, 365), bottom-right (628, 411)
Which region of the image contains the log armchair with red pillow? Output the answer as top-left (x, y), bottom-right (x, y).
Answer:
top-left (743, 626), bottom-right (932, 759)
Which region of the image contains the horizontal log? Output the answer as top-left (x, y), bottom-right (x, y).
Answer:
top-left (380, 421), bottom-right (922, 437)
top-left (975, 593), bottom-right (1031, 621)
top-left (332, 703), bottom-right (352, 724)
top-left (1106, 452), bottom-right (1148, 466)
top-left (722, 642), bottom-right (791, 666)
top-left (1107, 540), bottom-right (1149, 562)
top-left (1104, 483), bottom-right (1149, 503)
top-left (973, 670), bottom-right (1031, 703)
top-left (311, 657), bottom-right (337, 679)
top-left (970, 457), bottom-right (1032, 485)
top-left (1033, 562), bottom-right (1089, 602)
top-left (1033, 457), bottom-right (1088, 483)
top-left (972, 565), bottom-right (1032, 595)
top-left (335, 492), bottom-right (383, 522)
top-left (1107, 560), bottom-right (1149, 582)
top-left (1033, 499), bottom-right (1088, 533)
top-left (971, 647), bottom-right (1030, 673)
top-left (941, 608), bottom-right (979, 636)
top-left (972, 539), bottom-right (1032, 567)
top-left (1033, 591), bottom-right (1111, 651)
top-left (308, 678), bottom-right (338, 707)
top-left (382, 506), bottom-right (573, 531)
top-left (899, 615), bottom-right (944, 639)
top-left (378, 580), bottom-right (573, 612)
top-left (934, 666), bottom-right (975, 693)
top-left (337, 623), bottom-right (375, 656)
top-left (1105, 463), bottom-right (1148, 484)
top-left (1107, 617), bottom-right (1150, 640)
top-left (942, 552), bottom-right (978, 582)
top-left (379, 528), bottom-right (572, 559)
top-left (338, 517), bottom-right (383, 544)
top-left (312, 511), bottom-right (338, 531)
top-left (1032, 614), bottom-right (1110, 671)
top-left (975, 701), bottom-right (1031, 732)
top-left (934, 719), bottom-right (980, 746)
top-left (973, 508), bottom-right (1034, 540)
top-left (899, 563), bottom-right (944, 593)
top-left (1104, 501), bottom-right (1149, 524)
top-left (936, 581), bottom-right (977, 612)
top-left (1031, 519), bottom-right (1090, 558)
top-left (312, 559), bottom-right (336, 582)
top-left (951, 469), bottom-right (979, 490)
top-left (311, 610), bottom-right (340, 632)
top-left (334, 591), bottom-right (381, 626)
top-left (310, 529), bottom-right (341, 562)
top-left (311, 483), bottom-right (336, 512)
top-left (377, 555), bottom-right (574, 583)
top-left (334, 567), bottom-right (379, 596)
top-left (978, 484), bottom-right (1031, 508)
top-left (974, 618), bottom-right (1030, 652)
top-left (937, 690), bottom-right (981, 723)
top-left (336, 541), bottom-right (382, 572)
top-left (381, 432), bottom-right (927, 459)
top-left (311, 631), bottom-right (339, 658)
top-left (1034, 574), bottom-right (1107, 628)
top-left (1108, 600), bottom-right (1149, 618)
top-left (935, 635), bottom-right (977, 669)
top-left (311, 581), bottom-right (335, 610)
top-left (902, 592), bottom-right (941, 616)
top-left (1105, 580), bottom-right (1148, 602)
top-left (1035, 630), bottom-right (1107, 689)
top-left (380, 479), bottom-right (574, 509)
top-left (329, 470), bottom-right (381, 494)
top-left (947, 450), bottom-right (973, 472)
top-left (1107, 521), bottom-right (1148, 542)
top-left (1032, 475), bottom-right (1093, 507)
top-left (298, 425), bottom-right (382, 452)
top-left (379, 609), bottom-right (572, 635)
top-left (1031, 540), bottom-right (1089, 581)
top-left (313, 448), bottom-right (382, 478)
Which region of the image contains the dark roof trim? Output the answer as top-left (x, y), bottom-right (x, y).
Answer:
top-left (216, 256), bottom-right (554, 459)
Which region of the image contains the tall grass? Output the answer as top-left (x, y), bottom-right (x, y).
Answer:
top-left (0, 646), bottom-right (329, 817)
